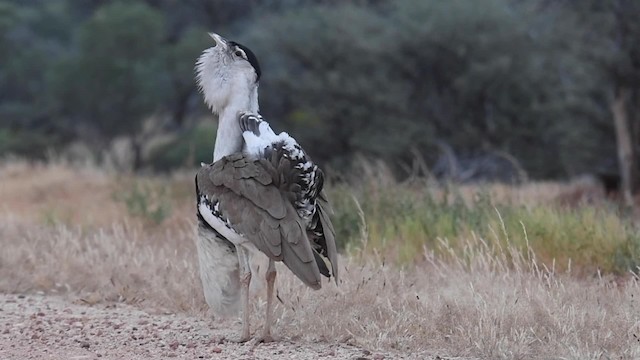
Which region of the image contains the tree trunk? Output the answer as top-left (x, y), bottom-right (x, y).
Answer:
top-left (610, 86), bottom-right (636, 206)
top-left (132, 138), bottom-right (144, 172)
top-left (172, 92), bottom-right (189, 128)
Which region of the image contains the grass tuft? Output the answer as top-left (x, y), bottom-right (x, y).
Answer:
top-left (332, 178), bottom-right (640, 275)
top-left (113, 179), bottom-right (173, 225)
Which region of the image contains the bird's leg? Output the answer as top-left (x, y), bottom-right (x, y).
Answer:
top-left (258, 259), bottom-right (277, 343)
top-left (235, 246), bottom-right (252, 343)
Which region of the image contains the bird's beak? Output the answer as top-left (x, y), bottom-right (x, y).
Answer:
top-left (208, 32), bottom-right (227, 48)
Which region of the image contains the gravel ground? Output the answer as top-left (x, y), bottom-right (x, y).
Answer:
top-left (0, 293), bottom-right (434, 360)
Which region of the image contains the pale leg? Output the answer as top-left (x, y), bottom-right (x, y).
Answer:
top-left (259, 259), bottom-right (277, 342)
top-left (235, 246), bottom-right (252, 342)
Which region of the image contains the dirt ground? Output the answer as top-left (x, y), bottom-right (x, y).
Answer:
top-left (0, 293), bottom-right (440, 360)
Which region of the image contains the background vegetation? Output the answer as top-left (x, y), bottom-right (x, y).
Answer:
top-left (1, 0), bottom-right (639, 188)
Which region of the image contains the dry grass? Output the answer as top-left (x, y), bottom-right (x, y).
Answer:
top-left (1, 161), bottom-right (640, 359)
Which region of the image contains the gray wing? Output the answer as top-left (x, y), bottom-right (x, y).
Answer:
top-left (196, 153), bottom-right (323, 289)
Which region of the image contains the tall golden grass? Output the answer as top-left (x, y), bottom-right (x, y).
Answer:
top-left (1, 160), bottom-right (639, 359)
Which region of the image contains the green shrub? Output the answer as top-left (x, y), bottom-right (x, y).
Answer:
top-left (330, 180), bottom-right (640, 274)
top-left (114, 180), bottom-right (172, 225)
top-left (147, 122), bottom-right (216, 171)
top-left (0, 129), bottom-right (57, 158)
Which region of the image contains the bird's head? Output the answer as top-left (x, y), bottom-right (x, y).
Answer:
top-left (196, 33), bottom-right (261, 114)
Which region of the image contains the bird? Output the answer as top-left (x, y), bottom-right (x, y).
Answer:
top-left (193, 33), bottom-right (338, 343)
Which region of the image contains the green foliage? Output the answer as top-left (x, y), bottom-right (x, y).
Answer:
top-left (114, 180), bottom-right (172, 225)
top-left (329, 180), bottom-right (640, 273)
top-left (0, 1), bottom-right (62, 129)
top-left (325, 185), bottom-right (362, 250)
top-left (500, 205), bottom-right (640, 274)
top-left (246, 5), bottom-right (406, 168)
top-left (147, 122), bottom-right (216, 171)
top-left (40, 207), bottom-right (72, 227)
top-left (1, 0), bottom-right (639, 180)
top-left (59, 2), bottom-right (168, 139)
top-left (0, 128), bottom-right (58, 158)
top-left (244, 0), bottom-right (611, 177)
top-left (163, 27), bottom-right (212, 125)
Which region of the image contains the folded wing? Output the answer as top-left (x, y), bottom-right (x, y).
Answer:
top-left (196, 153), bottom-right (322, 288)
top-left (196, 113), bottom-right (338, 289)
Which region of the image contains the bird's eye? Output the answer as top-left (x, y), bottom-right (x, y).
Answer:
top-left (234, 50), bottom-right (246, 59)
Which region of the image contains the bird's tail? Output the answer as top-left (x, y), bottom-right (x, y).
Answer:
top-left (196, 223), bottom-right (241, 316)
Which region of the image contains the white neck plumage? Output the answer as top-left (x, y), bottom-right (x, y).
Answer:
top-left (209, 86), bottom-right (259, 162)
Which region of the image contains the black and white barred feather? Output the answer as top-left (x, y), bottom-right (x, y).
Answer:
top-left (195, 113), bottom-right (323, 241)
top-left (239, 112), bottom-right (323, 226)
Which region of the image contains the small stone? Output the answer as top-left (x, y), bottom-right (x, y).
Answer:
top-left (186, 342), bottom-right (197, 349)
top-left (212, 347), bottom-right (222, 353)
top-left (373, 355), bottom-right (385, 360)
top-left (80, 341), bottom-right (90, 349)
top-left (363, 350), bottom-right (372, 355)
top-left (169, 340), bottom-right (179, 350)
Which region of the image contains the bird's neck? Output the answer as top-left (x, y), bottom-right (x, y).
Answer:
top-left (212, 88), bottom-right (259, 162)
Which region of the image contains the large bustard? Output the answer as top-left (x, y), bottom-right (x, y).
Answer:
top-left (194, 33), bottom-right (338, 342)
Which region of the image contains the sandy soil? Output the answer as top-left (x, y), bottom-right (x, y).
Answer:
top-left (0, 293), bottom-right (435, 360)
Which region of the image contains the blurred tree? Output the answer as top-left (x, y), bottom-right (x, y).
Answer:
top-left (52, 2), bottom-right (168, 169)
top-left (247, 0), bottom-right (598, 179)
top-left (388, 0), bottom-right (564, 177)
top-left (163, 26), bottom-right (210, 128)
top-left (147, 122), bottom-right (216, 171)
top-left (245, 5), bottom-right (404, 170)
top-left (554, 0), bottom-right (640, 203)
top-left (0, 0), bottom-right (636, 182)
top-left (0, 0), bottom-right (78, 156)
